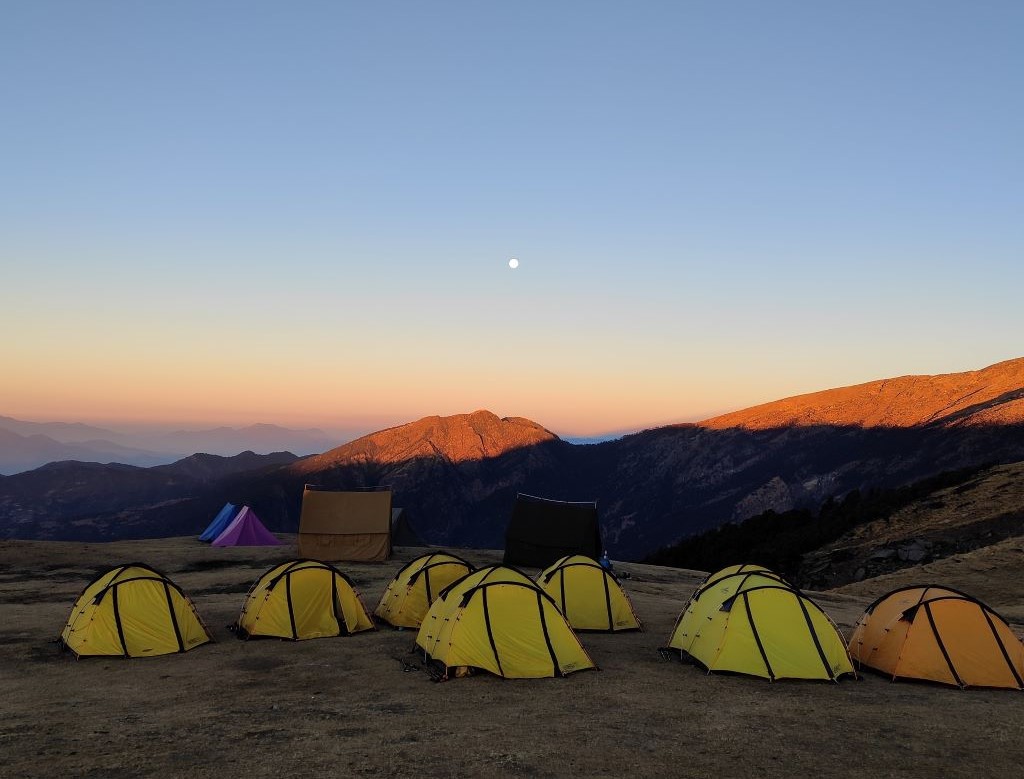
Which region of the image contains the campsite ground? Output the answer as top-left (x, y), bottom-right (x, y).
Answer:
top-left (1, 537), bottom-right (1022, 778)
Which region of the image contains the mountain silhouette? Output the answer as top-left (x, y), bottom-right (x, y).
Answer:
top-left (2, 359), bottom-right (1024, 559)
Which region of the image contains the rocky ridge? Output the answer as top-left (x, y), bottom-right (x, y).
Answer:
top-left (2, 359), bottom-right (1024, 561)
top-left (702, 357), bottom-right (1024, 430)
top-left (294, 410), bottom-right (557, 472)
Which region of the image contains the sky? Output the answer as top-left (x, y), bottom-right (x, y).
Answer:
top-left (2, 1), bottom-right (1022, 439)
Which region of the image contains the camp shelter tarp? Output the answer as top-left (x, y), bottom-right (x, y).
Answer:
top-left (665, 566), bottom-right (854, 682)
top-left (211, 506), bottom-right (284, 547)
top-left (503, 493), bottom-right (602, 569)
top-left (849, 585), bottom-right (1024, 689)
top-left (375, 552), bottom-right (474, 628)
top-left (391, 508), bottom-right (425, 547)
top-left (416, 565), bottom-right (595, 679)
top-left (298, 485), bottom-right (392, 562)
top-left (235, 560), bottom-right (375, 640)
top-left (538, 555), bottom-right (641, 632)
top-left (60, 564), bottom-right (211, 658)
top-left (199, 502), bottom-right (240, 542)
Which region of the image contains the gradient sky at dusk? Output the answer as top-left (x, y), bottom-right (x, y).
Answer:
top-left (2, 2), bottom-right (1022, 438)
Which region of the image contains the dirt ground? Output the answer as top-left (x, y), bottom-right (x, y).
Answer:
top-left (1, 537), bottom-right (1022, 779)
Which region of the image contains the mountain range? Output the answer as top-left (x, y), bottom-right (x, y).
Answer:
top-left (1, 358), bottom-right (1023, 562)
top-left (0, 417), bottom-right (342, 474)
top-left (0, 427), bottom-right (172, 475)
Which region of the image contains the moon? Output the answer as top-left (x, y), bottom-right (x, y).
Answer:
top-left (508, 258), bottom-right (519, 269)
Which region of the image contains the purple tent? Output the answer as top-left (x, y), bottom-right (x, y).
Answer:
top-left (211, 506), bottom-right (284, 547)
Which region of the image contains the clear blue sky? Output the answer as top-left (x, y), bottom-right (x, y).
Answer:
top-left (2, 2), bottom-right (1022, 436)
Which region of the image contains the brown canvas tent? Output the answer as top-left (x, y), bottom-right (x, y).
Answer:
top-left (298, 485), bottom-right (393, 562)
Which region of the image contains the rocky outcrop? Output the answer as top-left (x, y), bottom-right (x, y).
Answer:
top-left (798, 461), bottom-right (1024, 589)
top-left (732, 477), bottom-right (794, 519)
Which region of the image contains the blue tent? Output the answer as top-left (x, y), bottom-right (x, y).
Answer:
top-left (199, 503), bottom-right (240, 542)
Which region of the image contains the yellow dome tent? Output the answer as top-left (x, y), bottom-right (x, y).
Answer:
top-left (235, 560), bottom-right (375, 640)
top-left (537, 555), bottom-right (641, 632)
top-left (849, 585), bottom-right (1024, 689)
top-left (416, 565), bottom-right (595, 679)
top-left (665, 566), bottom-right (854, 682)
top-left (701, 563), bottom-right (781, 588)
top-left (424, 564), bottom-right (537, 610)
top-left (375, 552), bottom-right (475, 628)
top-left (60, 564), bottom-right (211, 658)
top-left (670, 569), bottom-right (793, 648)
top-left (416, 565), bottom-right (538, 650)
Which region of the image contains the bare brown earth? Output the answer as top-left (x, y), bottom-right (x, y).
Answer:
top-left (1, 538), bottom-right (1022, 779)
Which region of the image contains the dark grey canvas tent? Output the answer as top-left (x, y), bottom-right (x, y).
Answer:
top-left (503, 493), bottom-right (602, 568)
top-left (391, 508), bottom-right (425, 547)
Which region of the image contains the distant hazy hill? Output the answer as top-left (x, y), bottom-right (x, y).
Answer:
top-left (0, 427), bottom-right (171, 475)
top-left (152, 423), bottom-right (338, 458)
top-left (2, 359), bottom-right (1024, 560)
top-left (0, 415), bottom-right (127, 443)
top-left (0, 416), bottom-right (343, 473)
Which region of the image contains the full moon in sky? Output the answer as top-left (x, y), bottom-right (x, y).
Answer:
top-left (508, 258), bottom-right (519, 269)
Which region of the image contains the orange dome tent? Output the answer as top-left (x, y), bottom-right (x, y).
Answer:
top-left (849, 585), bottom-right (1024, 689)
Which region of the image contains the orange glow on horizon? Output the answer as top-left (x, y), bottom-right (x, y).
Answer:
top-left (0, 327), bottom-right (842, 437)
top-left (0, 367), bottom-right (733, 437)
